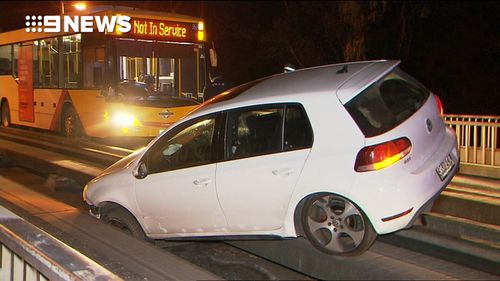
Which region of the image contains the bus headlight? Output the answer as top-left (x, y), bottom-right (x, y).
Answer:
top-left (112, 112), bottom-right (139, 126)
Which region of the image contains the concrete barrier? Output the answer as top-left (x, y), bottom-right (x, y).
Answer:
top-left (0, 206), bottom-right (121, 281)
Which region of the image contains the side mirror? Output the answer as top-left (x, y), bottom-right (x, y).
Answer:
top-left (204, 71), bottom-right (233, 100)
top-left (134, 162), bottom-right (148, 179)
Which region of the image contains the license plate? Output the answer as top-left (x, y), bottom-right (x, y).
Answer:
top-left (436, 154), bottom-right (455, 181)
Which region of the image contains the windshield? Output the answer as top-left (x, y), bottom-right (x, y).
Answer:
top-left (116, 40), bottom-right (206, 100)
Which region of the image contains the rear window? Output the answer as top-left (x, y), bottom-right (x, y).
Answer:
top-left (345, 68), bottom-right (430, 137)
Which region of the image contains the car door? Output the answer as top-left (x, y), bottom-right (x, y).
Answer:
top-left (134, 114), bottom-right (227, 235)
top-left (216, 104), bottom-right (313, 231)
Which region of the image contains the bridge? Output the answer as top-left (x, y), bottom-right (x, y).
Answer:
top-left (0, 114), bottom-right (498, 280)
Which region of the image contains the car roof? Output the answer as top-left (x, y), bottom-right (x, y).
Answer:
top-left (191, 59), bottom-right (400, 117)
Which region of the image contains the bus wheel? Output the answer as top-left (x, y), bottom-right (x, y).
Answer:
top-left (62, 106), bottom-right (82, 138)
top-left (1, 101), bottom-right (10, 127)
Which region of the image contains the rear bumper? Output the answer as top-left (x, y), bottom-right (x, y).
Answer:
top-left (403, 159), bottom-right (459, 229)
top-left (356, 127), bottom-right (459, 234)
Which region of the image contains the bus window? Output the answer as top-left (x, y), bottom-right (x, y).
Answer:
top-left (62, 34), bottom-right (81, 88)
top-left (180, 56), bottom-right (196, 99)
top-left (34, 38), bottom-right (59, 88)
top-left (0, 45), bottom-right (12, 75)
top-left (159, 57), bottom-right (175, 95)
top-left (119, 56), bottom-right (145, 82)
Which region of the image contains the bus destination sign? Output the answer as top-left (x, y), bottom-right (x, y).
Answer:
top-left (127, 18), bottom-right (197, 41)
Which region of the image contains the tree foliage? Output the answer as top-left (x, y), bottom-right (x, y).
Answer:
top-left (203, 1), bottom-right (497, 114)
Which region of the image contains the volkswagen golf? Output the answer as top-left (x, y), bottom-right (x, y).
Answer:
top-left (83, 60), bottom-right (459, 256)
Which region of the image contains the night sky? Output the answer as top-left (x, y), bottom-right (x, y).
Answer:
top-left (1, 1), bottom-right (498, 115)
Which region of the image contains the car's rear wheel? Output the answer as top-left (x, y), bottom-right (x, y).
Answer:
top-left (301, 193), bottom-right (376, 256)
top-left (101, 207), bottom-right (147, 241)
top-left (1, 101), bottom-right (10, 127)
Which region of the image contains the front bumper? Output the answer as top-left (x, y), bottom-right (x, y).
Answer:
top-left (84, 201), bottom-right (101, 219)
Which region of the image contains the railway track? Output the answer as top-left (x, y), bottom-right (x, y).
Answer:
top-left (0, 126), bottom-right (498, 280)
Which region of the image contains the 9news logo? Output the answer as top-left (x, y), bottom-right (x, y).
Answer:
top-left (25, 16), bottom-right (44, 32)
top-left (25, 15), bottom-right (131, 33)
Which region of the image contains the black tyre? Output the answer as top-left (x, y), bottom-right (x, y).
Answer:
top-left (101, 207), bottom-right (148, 240)
top-left (301, 193), bottom-right (376, 256)
top-left (62, 106), bottom-right (83, 137)
top-left (1, 101), bottom-right (10, 127)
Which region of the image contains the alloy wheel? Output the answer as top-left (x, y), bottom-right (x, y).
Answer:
top-left (302, 194), bottom-right (375, 255)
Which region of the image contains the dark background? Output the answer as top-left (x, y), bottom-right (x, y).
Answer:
top-left (0, 1), bottom-right (498, 115)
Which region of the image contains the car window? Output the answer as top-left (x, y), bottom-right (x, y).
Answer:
top-left (345, 68), bottom-right (430, 137)
top-left (226, 106), bottom-right (284, 160)
top-left (147, 116), bottom-right (216, 173)
top-left (284, 104), bottom-right (313, 150)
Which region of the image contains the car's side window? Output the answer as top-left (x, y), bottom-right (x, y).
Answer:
top-left (226, 106), bottom-right (284, 160)
top-left (147, 116), bottom-right (216, 174)
top-left (284, 104), bottom-right (313, 150)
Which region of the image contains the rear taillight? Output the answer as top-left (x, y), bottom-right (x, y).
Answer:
top-left (354, 137), bottom-right (412, 172)
top-left (434, 94), bottom-right (444, 116)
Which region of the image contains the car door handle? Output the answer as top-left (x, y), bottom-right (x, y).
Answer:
top-left (193, 178), bottom-right (211, 187)
top-left (272, 168), bottom-right (295, 176)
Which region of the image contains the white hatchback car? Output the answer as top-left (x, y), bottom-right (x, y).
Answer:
top-left (84, 60), bottom-right (459, 256)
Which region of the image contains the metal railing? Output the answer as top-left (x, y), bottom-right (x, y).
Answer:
top-left (444, 114), bottom-right (500, 168)
top-left (0, 206), bottom-right (121, 281)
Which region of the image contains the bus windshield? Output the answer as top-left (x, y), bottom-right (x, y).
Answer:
top-left (116, 40), bottom-right (205, 100)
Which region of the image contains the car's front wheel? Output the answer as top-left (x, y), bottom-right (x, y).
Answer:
top-left (301, 193), bottom-right (376, 256)
top-left (101, 207), bottom-right (147, 241)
